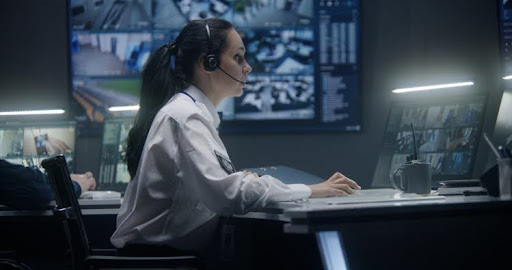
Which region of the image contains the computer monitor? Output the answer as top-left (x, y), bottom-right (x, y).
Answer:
top-left (69, 0), bottom-right (362, 133)
top-left (372, 91), bottom-right (487, 188)
top-left (0, 121), bottom-right (76, 171)
top-left (499, 0), bottom-right (512, 76)
top-left (492, 88), bottom-right (512, 152)
top-left (97, 118), bottom-right (134, 192)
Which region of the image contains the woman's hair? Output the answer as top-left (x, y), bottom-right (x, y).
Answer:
top-left (125, 18), bottom-right (234, 179)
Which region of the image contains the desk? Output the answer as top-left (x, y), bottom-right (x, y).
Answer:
top-left (269, 195), bottom-right (512, 269)
top-left (2, 195), bottom-right (511, 269)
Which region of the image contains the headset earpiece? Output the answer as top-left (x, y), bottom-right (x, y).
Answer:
top-left (204, 53), bottom-right (218, 71)
top-left (203, 21), bottom-right (219, 72)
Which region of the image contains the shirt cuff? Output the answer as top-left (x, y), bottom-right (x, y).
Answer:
top-left (287, 184), bottom-right (312, 200)
top-left (71, 180), bottom-right (82, 197)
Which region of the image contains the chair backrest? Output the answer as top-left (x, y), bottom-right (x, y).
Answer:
top-left (41, 155), bottom-right (90, 270)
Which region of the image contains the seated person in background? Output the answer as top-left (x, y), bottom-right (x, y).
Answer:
top-left (0, 159), bottom-right (96, 210)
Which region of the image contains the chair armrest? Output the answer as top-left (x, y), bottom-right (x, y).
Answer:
top-left (84, 255), bottom-right (202, 269)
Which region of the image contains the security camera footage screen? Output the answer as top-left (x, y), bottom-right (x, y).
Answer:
top-left (371, 94), bottom-right (487, 187)
top-left (0, 122), bottom-right (76, 171)
top-left (70, 0), bottom-right (361, 132)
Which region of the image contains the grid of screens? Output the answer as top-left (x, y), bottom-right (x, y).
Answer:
top-left (372, 93), bottom-right (487, 187)
top-left (69, 0), bottom-right (361, 132)
top-left (98, 118), bottom-right (133, 191)
top-left (0, 122), bottom-right (76, 171)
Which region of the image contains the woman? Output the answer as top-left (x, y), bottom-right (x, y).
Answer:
top-left (111, 18), bottom-right (360, 262)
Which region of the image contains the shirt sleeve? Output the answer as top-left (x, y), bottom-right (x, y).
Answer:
top-left (177, 114), bottom-right (312, 215)
top-left (71, 180), bottom-right (82, 198)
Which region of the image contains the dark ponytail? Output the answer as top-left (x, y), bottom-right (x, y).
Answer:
top-left (125, 18), bottom-right (234, 179)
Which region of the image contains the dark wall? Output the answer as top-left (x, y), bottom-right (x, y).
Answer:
top-left (72, 0), bottom-right (502, 188)
top-left (218, 0), bottom-right (502, 187)
top-left (0, 0), bottom-right (70, 118)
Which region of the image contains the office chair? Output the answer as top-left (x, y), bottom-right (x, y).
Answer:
top-left (41, 155), bottom-right (202, 270)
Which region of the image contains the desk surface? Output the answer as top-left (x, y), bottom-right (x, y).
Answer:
top-left (276, 194), bottom-right (512, 233)
top-left (0, 198), bottom-right (121, 216)
top-left (2, 192), bottom-right (510, 221)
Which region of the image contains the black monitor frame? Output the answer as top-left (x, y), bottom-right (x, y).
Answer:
top-left (371, 89), bottom-right (488, 188)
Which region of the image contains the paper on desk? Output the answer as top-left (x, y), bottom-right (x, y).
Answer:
top-left (309, 188), bottom-right (445, 205)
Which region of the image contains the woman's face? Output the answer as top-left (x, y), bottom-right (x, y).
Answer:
top-left (214, 28), bottom-right (252, 98)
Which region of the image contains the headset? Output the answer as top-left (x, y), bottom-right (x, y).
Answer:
top-left (203, 21), bottom-right (248, 84)
top-left (203, 22), bottom-right (220, 72)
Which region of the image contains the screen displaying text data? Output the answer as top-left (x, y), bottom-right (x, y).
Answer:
top-left (97, 118), bottom-right (133, 192)
top-left (69, 0), bottom-right (361, 132)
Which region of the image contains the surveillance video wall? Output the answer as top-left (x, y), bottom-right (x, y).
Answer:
top-left (70, 0), bottom-right (361, 132)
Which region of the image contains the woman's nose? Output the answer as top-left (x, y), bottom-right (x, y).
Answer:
top-left (244, 63), bottom-right (252, 74)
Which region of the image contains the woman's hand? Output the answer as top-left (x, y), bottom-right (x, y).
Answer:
top-left (308, 172), bottom-right (360, 198)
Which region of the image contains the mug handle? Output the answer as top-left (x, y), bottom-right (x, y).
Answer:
top-left (391, 168), bottom-right (407, 191)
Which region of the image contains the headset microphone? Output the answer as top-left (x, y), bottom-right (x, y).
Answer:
top-left (218, 66), bottom-right (249, 84)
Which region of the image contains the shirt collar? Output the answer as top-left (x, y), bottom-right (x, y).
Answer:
top-left (184, 84), bottom-right (221, 129)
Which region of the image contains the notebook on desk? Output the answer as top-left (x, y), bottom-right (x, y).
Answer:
top-left (436, 179), bottom-right (486, 195)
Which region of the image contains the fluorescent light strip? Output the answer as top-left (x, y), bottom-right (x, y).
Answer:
top-left (108, 105), bottom-right (140, 112)
top-left (503, 75), bottom-right (512, 80)
top-left (0, 109), bottom-right (65, 116)
top-left (392, 81), bottom-right (474, 94)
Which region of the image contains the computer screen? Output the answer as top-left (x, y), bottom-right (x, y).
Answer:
top-left (492, 88), bottom-right (512, 150)
top-left (492, 0), bottom-right (512, 164)
top-left (372, 92), bottom-right (487, 187)
top-left (499, 0), bottom-right (512, 76)
top-left (97, 118), bottom-right (134, 192)
top-left (69, 0), bottom-right (361, 132)
top-left (0, 121), bottom-right (76, 171)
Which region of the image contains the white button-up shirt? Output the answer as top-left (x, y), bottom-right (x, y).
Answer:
top-left (110, 85), bottom-right (312, 251)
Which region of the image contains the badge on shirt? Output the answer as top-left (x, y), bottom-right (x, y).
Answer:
top-left (214, 150), bottom-right (236, 174)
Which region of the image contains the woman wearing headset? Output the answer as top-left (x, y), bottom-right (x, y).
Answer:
top-left (111, 18), bottom-right (360, 266)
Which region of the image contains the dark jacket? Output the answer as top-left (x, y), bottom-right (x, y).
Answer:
top-left (0, 159), bottom-right (80, 210)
